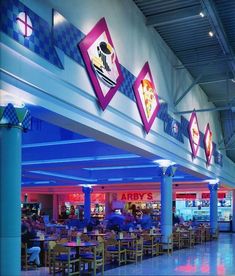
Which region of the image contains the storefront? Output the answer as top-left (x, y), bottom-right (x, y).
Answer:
top-left (58, 193), bottom-right (105, 221)
top-left (175, 191), bottom-right (232, 231)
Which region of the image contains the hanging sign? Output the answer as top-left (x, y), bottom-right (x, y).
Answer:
top-left (133, 62), bottom-right (160, 133)
top-left (204, 123), bottom-right (213, 165)
top-left (188, 112), bottom-right (200, 158)
top-left (79, 17), bottom-right (124, 110)
top-left (67, 193), bottom-right (105, 203)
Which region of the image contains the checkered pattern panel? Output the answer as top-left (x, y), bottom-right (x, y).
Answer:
top-left (157, 102), bottom-right (168, 121)
top-left (2, 104), bottom-right (19, 125)
top-left (22, 110), bottom-right (31, 131)
top-left (53, 10), bottom-right (85, 67)
top-left (200, 131), bottom-right (205, 148)
top-left (164, 117), bottom-right (184, 143)
top-left (0, 0), bottom-right (63, 69)
top-left (119, 65), bottom-right (136, 101)
top-left (180, 116), bottom-right (189, 138)
top-left (214, 151), bottom-right (223, 166)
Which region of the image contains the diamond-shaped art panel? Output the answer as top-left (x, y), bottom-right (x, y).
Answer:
top-left (78, 17), bottom-right (124, 110)
top-left (133, 62), bottom-right (160, 133)
top-left (188, 112), bottom-right (200, 158)
top-left (204, 123), bottom-right (213, 165)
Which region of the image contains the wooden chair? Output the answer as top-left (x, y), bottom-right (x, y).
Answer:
top-left (52, 244), bottom-right (80, 275)
top-left (21, 243), bottom-right (29, 270)
top-left (46, 241), bottom-right (57, 274)
top-left (180, 231), bottom-right (190, 248)
top-left (80, 242), bottom-right (104, 276)
top-left (105, 237), bottom-right (126, 266)
top-left (142, 234), bottom-right (159, 257)
top-left (173, 232), bottom-right (182, 250)
top-left (21, 243), bottom-right (37, 271)
top-left (126, 237), bottom-right (143, 264)
top-left (159, 234), bottom-right (173, 255)
top-left (189, 230), bottom-right (195, 247)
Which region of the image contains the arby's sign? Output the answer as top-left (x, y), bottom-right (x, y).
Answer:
top-left (117, 192), bottom-right (158, 202)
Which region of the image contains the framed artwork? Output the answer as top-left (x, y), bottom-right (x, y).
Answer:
top-left (204, 123), bottom-right (213, 165)
top-left (79, 17), bottom-right (124, 110)
top-left (133, 62), bottom-right (160, 133)
top-left (188, 112), bottom-right (200, 158)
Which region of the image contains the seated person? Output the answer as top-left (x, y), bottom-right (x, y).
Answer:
top-left (106, 210), bottom-right (125, 232)
top-left (68, 205), bottom-right (77, 219)
top-left (140, 210), bottom-right (152, 230)
top-left (59, 205), bottom-right (68, 219)
top-left (21, 220), bottom-right (41, 266)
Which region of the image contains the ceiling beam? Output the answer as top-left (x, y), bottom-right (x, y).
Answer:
top-left (197, 72), bottom-right (234, 84)
top-left (201, 0), bottom-right (235, 79)
top-left (174, 105), bottom-right (234, 115)
top-left (146, 5), bottom-right (201, 27)
top-left (175, 56), bottom-right (235, 69)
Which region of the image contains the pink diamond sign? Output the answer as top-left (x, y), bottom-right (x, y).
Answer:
top-left (204, 123), bottom-right (213, 165)
top-left (133, 62), bottom-right (160, 133)
top-left (188, 112), bottom-right (200, 158)
top-left (79, 18), bottom-right (124, 110)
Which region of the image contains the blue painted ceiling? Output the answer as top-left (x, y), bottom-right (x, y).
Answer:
top-left (22, 110), bottom-right (206, 188)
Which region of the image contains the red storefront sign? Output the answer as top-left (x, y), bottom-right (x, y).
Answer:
top-left (117, 192), bottom-right (155, 202)
top-left (176, 193), bottom-right (197, 200)
top-left (67, 193), bottom-right (105, 203)
top-left (201, 192), bottom-right (226, 199)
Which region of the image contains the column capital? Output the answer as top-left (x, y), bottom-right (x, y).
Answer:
top-left (159, 165), bottom-right (177, 177)
top-left (208, 183), bottom-right (220, 191)
top-left (0, 103), bottom-right (31, 131)
top-left (82, 186), bottom-right (93, 194)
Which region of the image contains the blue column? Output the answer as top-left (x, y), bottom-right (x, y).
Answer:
top-left (232, 190), bottom-right (235, 232)
top-left (0, 103), bottom-right (30, 276)
top-left (208, 183), bottom-right (219, 235)
top-left (160, 166), bottom-right (176, 245)
top-left (82, 186), bottom-right (93, 222)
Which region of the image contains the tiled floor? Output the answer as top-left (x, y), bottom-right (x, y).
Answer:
top-left (21, 233), bottom-right (235, 276)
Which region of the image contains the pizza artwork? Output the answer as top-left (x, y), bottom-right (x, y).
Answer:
top-left (133, 62), bottom-right (160, 133)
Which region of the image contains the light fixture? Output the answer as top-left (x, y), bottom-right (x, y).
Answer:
top-left (0, 90), bottom-right (25, 108)
top-left (154, 159), bottom-right (176, 168)
top-left (208, 178), bottom-right (219, 185)
top-left (209, 31), bottom-right (214, 37)
top-left (199, 12), bottom-right (205, 18)
top-left (81, 184), bottom-right (94, 188)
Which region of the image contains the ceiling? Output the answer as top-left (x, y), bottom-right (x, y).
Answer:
top-left (21, 114), bottom-right (209, 192)
top-left (133, 0), bottom-right (235, 162)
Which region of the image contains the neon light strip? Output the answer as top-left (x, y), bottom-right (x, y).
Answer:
top-left (29, 170), bottom-right (97, 182)
top-left (84, 164), bottom-right (156, 171)
top-left (22, 138), bottom-right (95, 148)
top-left (22, 154), bottom-right (140, 165)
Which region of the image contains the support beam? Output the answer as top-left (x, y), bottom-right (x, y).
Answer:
top-left (175, 56), bottom-right (235, 69)
top-left (197, 72), bottom-right (234, 84)
top-left (174, 56), bottom-right (223, 106)
top-left (201, 0), bottom-right (235, 79)
top-left (146, 5), bottom-right (200, 27)
top-left (174, 105), bottom-right (233, 115)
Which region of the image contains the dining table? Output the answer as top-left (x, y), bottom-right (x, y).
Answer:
top-left (30, 236), bottom-right (57, 265)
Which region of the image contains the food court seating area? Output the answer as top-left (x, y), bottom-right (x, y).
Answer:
top-left (21, 219), bottom-right (219, 275)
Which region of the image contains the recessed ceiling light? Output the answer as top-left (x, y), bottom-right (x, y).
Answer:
top-left (199, 12), bottom-right (205, 18)
top-left (209, 31), bottom-right (214, 37)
